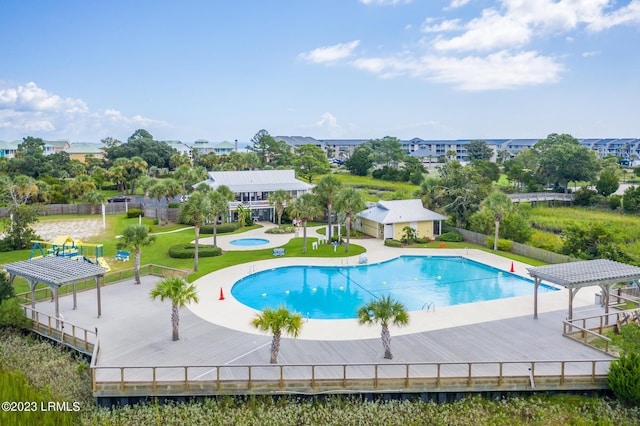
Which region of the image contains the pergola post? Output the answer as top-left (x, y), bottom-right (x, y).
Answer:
top-left (73, 282), bottom-right (77, 310)
top-left (96, 276), bottom-right (102, 318)
top-left (28, 279), bottom-right (37, 320)
top-left (54, 286), bottom-right (60, 328)
top-left (533, 278), bottom-right (539, 320)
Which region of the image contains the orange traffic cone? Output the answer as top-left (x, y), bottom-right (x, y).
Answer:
top-left (510, 262), bottom-right (515, 273)
top-left (219, 288), bottom-right (225, 301)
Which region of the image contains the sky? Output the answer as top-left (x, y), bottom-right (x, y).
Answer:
top-left (1, 0), bottom-right (639, 144)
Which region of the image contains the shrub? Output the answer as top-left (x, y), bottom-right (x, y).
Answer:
top-left (486, 237), bottom-right (512, 251)
top-left (168, 244), bottom-right (222, 259)
top-left (415, 237), bottom-right (431, 244)
top-left (436, 231), bottom-right (463, 242)
top-left (0, 298), bottom-right (31, 328)
top-left (153, 218), bottom-right (159, 225)
top-left (200, 223), bottom-right (239, 234)
top-left (168, 202), bottom-right (180, 208)
top-left (529, 231), bottom-right (563, 252)
top-left (607, 352), bottom-right (640, 405)
top-left (266, 226), bottom-right (295, 234)
top-left (126, 208), bottom-right (143, 218)
top-left (609, 195), bottom-right (622, 210)
top-left (384, 239), bottom-right (402, 247)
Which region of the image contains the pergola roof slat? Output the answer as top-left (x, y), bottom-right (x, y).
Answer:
top-left (5, 256), bottom-right (107, 287)
top-left (527, 259), bottom-right (640, 289)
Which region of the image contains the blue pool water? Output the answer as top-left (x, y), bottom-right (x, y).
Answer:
top-left (231, 256), bottom-right (556, 319)
top-left (229, 238), bottom-right (270, 246)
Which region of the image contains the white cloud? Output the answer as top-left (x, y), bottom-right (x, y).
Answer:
top-left (421, 18), bottom-right (463, 33)
top-left (447, 0), bottom-right (471, 9)
top-left (0, 82), bottom-right (165, 140)
top-left (314, 112), bottom-right (339, 129)
top-left (425, 50), bottom-right (564, 90)
top-left (359, 0), bottom-right (412, 5)
top-left (581, 50), bottom-right (600, 57)
top-left (587, 0), bottom-right (640, 31)
top-left (0, 82), bottom-right (88, 114)
top-left (298, 40), bottom-right (360, 64)
top-left (352, 50), bottom-right (563, 90)
top-left (432, 0), bottom-right (639, 52)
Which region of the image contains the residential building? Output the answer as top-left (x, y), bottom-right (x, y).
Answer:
top-left (356, 199), bottom-right (448, 240)
top-left (197, 169), bottom-right (313, 222)
top-left (66, 143), bottom-right (105, 163)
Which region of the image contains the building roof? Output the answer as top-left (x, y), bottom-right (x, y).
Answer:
top-left (527, 259), bottom-right (640, 289)
top-left (66, 143), bottom-right (104, 154)
top-left (198, 170), bottom-right (313, 193)
top-left (357, 199), bottom-right (448, 224)
top-left (4, 256), bottom-right (107, 288)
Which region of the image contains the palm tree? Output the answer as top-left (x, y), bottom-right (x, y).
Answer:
top-left (150, 277), bottom-right (199, 341)
top-left (81, 189), bottom-right (106, 214)
top-left (314, 175), bottom-right (342, 242)
top-left (268, 189), bottom-right (292, 227)
top-left (288, 193), bottom-right (322, 253)
top-left (334, 187), bottom-right (365, 253)
top-left (178, 192), bottom-right (211, 272)
top-left (161, 179), bottom-right (182, 223)
top-left (482, 191), bottom-right (514, 251)
top-left (116, 224), bottom-right (157, 285)
top-left (357, 296), bottom-right (409, 360)
top-left (148, 182), bottom-right (165, 224)
top-left (204, 185), bottom-right (234, 248)
top-left (251, 306), bottom-right (303, 364)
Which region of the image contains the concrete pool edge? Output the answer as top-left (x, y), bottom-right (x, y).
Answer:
top-left (187, 249), bottom-right (601, 341)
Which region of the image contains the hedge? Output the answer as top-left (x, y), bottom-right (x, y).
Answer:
top-left (384, 239), bottom-right (403, 247)
top-left (485, 237), bottom-right (513, 251)
top-left (436, 231), bottom-right (464, 242)
top-left (200, 223), bottom-right (239, 234)
top-left (168, 244), bottom-right (222, 259)
top-left (126, 208), bottom-right (143, 218)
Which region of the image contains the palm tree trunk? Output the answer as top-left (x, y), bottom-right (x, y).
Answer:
top-left (327, 203), bottom-right (333, 242)
top-left (302, 219), bottom-right (308, 253)
top-left (134, 250), bottom-right (141, 285)
top-left (213, 222), bottom-right (218, 248)
top-left (194, 224), bottom-right (200, 272)
top-left (171, 303), bottom-right (180, 341)
top-left (345, 214), bottom-right (351, 253)
top-left (270, 332), bottom-right (281, 364)
top-left (493, 220), bottom-right (500, 251)
top-left (381, 324), bottom-right (392, 359)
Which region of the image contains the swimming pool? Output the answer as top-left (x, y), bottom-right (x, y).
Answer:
top-left (229, 238), bottom-right (270, 246)
top-left (231, 256), bottom-right (556, 319)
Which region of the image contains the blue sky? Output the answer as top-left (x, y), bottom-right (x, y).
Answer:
top-left (1, 0), bottom-right (639, 144)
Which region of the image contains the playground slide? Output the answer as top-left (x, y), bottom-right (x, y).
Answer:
top-left (96, 257), bottom-right (111, 272)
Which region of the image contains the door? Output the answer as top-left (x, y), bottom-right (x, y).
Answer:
top-left (384, 224), bottom-right (394, 239)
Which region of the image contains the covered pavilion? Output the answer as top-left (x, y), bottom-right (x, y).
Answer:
top-left (5, 256), bottom-right (107, 321)
top-left (527, 259), bottom-right (640, 321)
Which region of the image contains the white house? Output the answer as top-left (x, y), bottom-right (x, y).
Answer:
top-left (197, 169), bottom-right (313, 222)
top-left (356, 199), bottom-right (447, 240)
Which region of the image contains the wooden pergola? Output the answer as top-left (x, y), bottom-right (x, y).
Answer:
top-left (527, 259), bottom-right (640, 321)
top-left (5, 256), bottom-right (107, 321)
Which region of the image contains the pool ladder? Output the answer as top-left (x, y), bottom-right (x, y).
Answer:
top-left (422, 301), bottom-right (435, 312)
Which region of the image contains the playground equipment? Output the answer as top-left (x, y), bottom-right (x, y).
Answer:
top-left (30, 235), bottom-right (111, 271)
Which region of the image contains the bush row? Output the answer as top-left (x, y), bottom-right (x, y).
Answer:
top-left (168, 244), bottom-right (222, 258)
top-left (199, 223), bottom-right (239, 234)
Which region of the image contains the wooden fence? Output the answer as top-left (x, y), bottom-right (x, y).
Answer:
top-left (91, 359), bottom-right (612, 397)
top-left (453, 228), bottom-right (575, 264)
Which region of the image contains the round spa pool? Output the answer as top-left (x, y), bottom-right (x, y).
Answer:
top-left (229, 238), bottom-right (270, 246)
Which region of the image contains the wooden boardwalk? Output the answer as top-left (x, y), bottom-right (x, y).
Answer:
top-left (33, 275), bottom-right (612, 398)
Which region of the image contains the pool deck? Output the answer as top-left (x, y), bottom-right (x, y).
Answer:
top-left (33, 223), bottom-right (611, 379)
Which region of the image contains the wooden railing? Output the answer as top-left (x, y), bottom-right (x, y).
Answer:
top-left (16, 264), bottom-right (189, 305)
top-left (22, 305), bottom-right (97, 355)
top-left (563, 307), bottom-right (640, 355)
top-left (92, 359), bottom-right (612, 397)
top-left (507, 193), bottom-right (575, 203)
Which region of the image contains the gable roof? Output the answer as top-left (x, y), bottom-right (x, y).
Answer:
top-left (357, 199), bottom-right (447, 224)
top-left (199, 170), bottom-right (313, 193)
